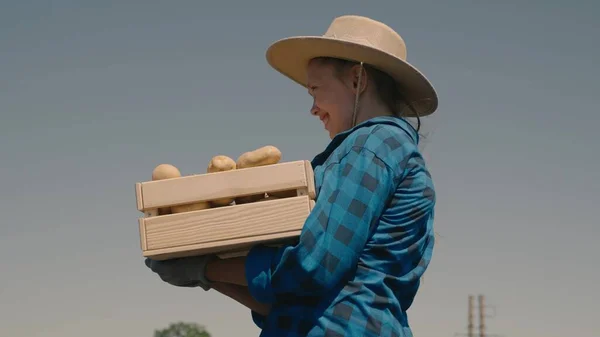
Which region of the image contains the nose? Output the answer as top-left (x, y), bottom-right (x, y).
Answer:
top-left (310, 99), bottom-right (319, 116)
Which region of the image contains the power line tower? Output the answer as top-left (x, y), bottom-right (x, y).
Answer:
top-left (478, 295), bottom-right (485, 337)
top-left (455, 294), bottom-right (502, 337)
top-left (468, 295), bottom-right (474, 337)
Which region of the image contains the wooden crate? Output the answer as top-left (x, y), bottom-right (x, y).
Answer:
top-left (135, 160), bottom-right (316, 260)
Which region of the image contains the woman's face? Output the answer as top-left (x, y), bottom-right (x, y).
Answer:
top-left (306, 59), bottom-right (356, 139)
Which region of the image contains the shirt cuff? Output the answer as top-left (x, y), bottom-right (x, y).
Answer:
top-left (245, 244), bottom-right (278, 304)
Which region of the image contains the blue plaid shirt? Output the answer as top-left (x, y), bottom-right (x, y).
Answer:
top-left (245, 116), bottom-right (436, 337)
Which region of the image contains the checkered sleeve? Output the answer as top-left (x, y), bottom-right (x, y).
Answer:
top-left (245, 133), bottom-right (407, 303)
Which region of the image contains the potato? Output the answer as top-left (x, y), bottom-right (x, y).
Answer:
top-left (207, 155), bottom-right (236, 206)
top-left (152, 164), bottom-right (181, 215)
top-left (236, 145), bottom-right (282, 169)
top-left (208, 155), bottom-right (236, 172)
top-left (151, 163), bottom-right (210, 214)
top-left (152, 163), bottom-right (181, 181)
top-left (171, 202), bottom-right (211, 213)
top-left (240, 146), bottom-right (294, 199)
top-left (235, 145), bottom-right (282, 204)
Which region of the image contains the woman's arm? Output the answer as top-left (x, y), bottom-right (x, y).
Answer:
top-left (243, 145), bottom-right (398, 304)
top-left (205, 256), bottom-right (248, 286)
top-left (211, 281), bottom-right (271, 317)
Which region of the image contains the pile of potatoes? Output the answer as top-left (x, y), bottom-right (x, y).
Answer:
top-left (151, 145), bottom-right (284, 215)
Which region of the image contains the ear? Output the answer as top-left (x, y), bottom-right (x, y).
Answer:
top-left (350, 64), bottom-right (368, 95)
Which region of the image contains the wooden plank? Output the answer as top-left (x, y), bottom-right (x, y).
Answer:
top-left (144, 230), bottom-right (302, 260)
top-left (143, 195), bottom-right (311, 250)
top-left (140, 195), bottom-right (314, 260)
top-left (304, 160), bottom-right (316, 199)
top-left (136, 160), bottom-right (313, 210)
top-left (138, 218), bottom-right (147, 251)
top-left (135, 183), bottom-right (143, 211)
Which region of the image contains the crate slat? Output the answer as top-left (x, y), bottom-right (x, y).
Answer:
top-left (135, 160), bottom-right (315, 211)
top-left (140, 195), bottom-right (315, 260)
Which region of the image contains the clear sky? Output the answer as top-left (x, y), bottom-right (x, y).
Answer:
top-left (1, 1), bottom-right (598, 336)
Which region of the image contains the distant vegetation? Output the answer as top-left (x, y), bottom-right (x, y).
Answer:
top-left (154, 322), bottom-right (211, 337)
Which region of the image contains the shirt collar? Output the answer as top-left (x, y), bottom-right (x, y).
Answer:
top-left (311, 116), bottom-right (419, 168)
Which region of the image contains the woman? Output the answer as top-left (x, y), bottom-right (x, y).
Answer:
top-left (145, 15), bottom-right (438, 337)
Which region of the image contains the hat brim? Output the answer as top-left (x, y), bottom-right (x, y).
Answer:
top-left (266, 36), bottom-right (438, 117)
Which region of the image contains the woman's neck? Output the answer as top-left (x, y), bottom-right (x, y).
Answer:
top-left (354, 96), bottom-right (394, 124)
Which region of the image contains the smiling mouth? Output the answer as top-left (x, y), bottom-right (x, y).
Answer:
top-left (321, 114), bottom-right (329, 128)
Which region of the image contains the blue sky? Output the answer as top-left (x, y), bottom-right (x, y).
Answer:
top-left (1, 1), bottom-right (598, 336)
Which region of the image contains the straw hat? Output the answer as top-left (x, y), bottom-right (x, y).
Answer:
top-left (265, 15), bottom-right (438, 117)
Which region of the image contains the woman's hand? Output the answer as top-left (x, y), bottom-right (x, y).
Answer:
top-left (144, 255), bottom-right (214, 291)
top-left (145, 254), bottom-right (270, 317)
top-left (144, 254), bottom-right (249, 289)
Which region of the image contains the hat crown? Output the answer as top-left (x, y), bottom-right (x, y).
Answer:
top-left (322, 15), bottom-right (407, 61)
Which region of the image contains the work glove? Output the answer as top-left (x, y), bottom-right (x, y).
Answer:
top-left (144, 255), bottom-right (214, 291)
